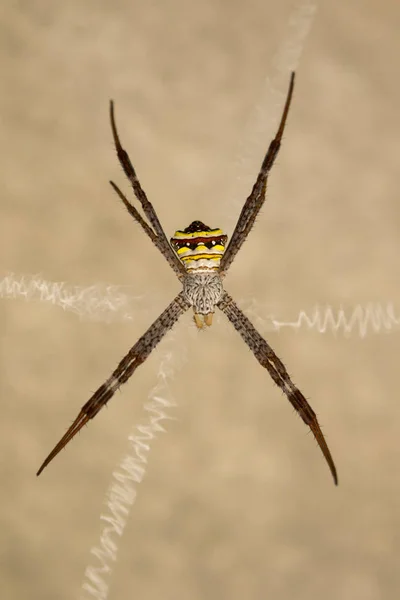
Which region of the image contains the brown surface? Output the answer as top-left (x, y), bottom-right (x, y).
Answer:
top-left (1, 1), bottom-right (400, 599)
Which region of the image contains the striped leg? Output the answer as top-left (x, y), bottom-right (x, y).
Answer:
top-left (109, 181), bottom-right (185, 278)
top-left (110, 101), bottom-right (186, 280)
top-left (218, 291), bottom-right (338, 485)
top-left (37, 292), bottom-right (190, 475)
top-left (219, 72), bottom-right (295, 276)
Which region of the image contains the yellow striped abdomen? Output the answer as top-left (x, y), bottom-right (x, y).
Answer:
top-left (170, 220), bottom-right (227, 272)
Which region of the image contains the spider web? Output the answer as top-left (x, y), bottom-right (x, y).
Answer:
top-left (218, 0), bottom-right (317, 231)
top-left (2, 272), bottom-right (400, 339)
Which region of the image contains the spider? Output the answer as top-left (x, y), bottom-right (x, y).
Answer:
top-left (37, 72), bottom-right (338, 485)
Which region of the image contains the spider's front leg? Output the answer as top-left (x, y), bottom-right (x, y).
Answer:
top-left (37, 292), bottom-right (190, 476)
top-left (218, 292), bottom-right (338, 485)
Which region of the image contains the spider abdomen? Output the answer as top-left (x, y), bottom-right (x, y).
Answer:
top-left (183, 272), bottom-right (223, 315)
top-left (170, 221), bottom-right (228, 272)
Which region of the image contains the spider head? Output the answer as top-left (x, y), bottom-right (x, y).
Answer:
top-left (170, 221), bottom-right (228, 272)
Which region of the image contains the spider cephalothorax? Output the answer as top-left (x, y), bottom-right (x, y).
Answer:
top-left (181, 270), bottom-right (224, 328)
top-left (37, 73), bottom-right (338, 486)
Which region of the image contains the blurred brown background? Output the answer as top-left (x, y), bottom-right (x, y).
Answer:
top-left (1, 1), bottom-right (400, 599)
